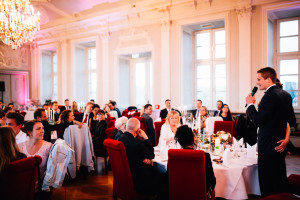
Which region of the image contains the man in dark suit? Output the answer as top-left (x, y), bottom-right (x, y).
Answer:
top-left (109, 100), bottom-right (121, 118)
top-left (118, 118), bottom-right (165, 195)
top-left (213, 100), bottom-right (223, 116)
top-left (60, 99), bottom-right (71, 113)
top-left (159, 99), bottom-right (181, 119)
top-left (49, 101), bottom-right (60, 122)
top-left (246, 67), bottom-right (296, 197)
top-left (76, 102), bottom-right (93, 125)
top-left (141, 104), bottom-right (155, 146)
top-left (192, 99), bottom-right (202, 119)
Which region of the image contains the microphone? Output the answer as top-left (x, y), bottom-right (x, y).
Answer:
top-left (245, 86), bottom-right (258, 107)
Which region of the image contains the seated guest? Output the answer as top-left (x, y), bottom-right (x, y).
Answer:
top-left (6, 112), bottom-right (27, 144)
top-left (0, 126), bottom-right (27, 176)
top-left (199, 106), bottom-right (209, 133)
top-left (213, 100), bottom-right (223, 116)
top-left (19, 120), bottom-right (52, 181)
top-left (49, 101), bottom-right (60, 122)
top-left (34, 109), bottom-right (81, 142)
top-left (114, 116), bottom-right (128, 140)
top-left (219, 104), bottom-right (233, 121)
top-left (118, 118), bottom-right (165, 195)
top-left (92, 110), bottom-right (108, 149)
top-left (42, 104), bottom-right (50, 119)
top-left (90, 99), bottom-right (95, 104)
top-left (109, 100), bottom-right (121, 118)
top-left (89, 104), bottom-right (100, 135)
top-left (76, 102), bottom-right (93, 125)
top-left (0, 107), bottom-right (13, 126)
top-left (71, 101), bottom-right (79, 113)
top-left (192, 99), bottom-right (202, 119)
top-left (7, 103), bottom-right (14, 111)
top-left (104, 103), bottom-right (118, 119)
top-left (174, 125), bottom-right (216, 199)
top-left (158, 110), bottom-right (181, 150)
top-left (60, 99), bottom-right (71, 113)
top-left (0, 112), bottom-right (5, 126)
top-left (159, 99), bottom-right (181, 120)
top-left (141, 104), bottom-right (155, 146)
top-left (57, 110), bottom-right (83, 138)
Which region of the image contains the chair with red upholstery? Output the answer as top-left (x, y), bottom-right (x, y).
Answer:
top-left (104, 139), bottom-right (143, 200)
top-left (134, 116), bottom-right (148, 134)
top-left (122, 109), bottom-right (129, 116)
top-left (168, 149), bottom-right (211, 200)
top-left (107, 120), bottom-right (116, 128)
top-left (154, 121), bottom-right (164, 146)
top-left (94, 127), bottom-right (118, 174)
top-left (20, 111), bottom-right (26, 117)
top-left (0, 156), bottom-right (42, 200)
top-left (288, 174), bottom-right (300, 195)
top-left (106, 116), bottom-right (116, 122)
top-left (214, 121), bottom-right (234, 135)
top-left (133, 112), bottom-right (140, 117)
top-left (260, 192), bottom-right (300, 200)
top-left (233, 116), bottom-right (239, 139)
top-left (58, 105), bottom-right (63, 110)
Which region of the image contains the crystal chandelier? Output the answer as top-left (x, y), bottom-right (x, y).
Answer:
top-left (0, 0), bottom-right (40, 49)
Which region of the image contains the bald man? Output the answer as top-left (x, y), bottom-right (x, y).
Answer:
top-left (118, 118), bottom-right (164, 196)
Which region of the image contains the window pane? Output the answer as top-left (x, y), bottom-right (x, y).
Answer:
top-left (197, 46), bottom-right (210, 60)
top-left (53, 54), bottom-right (57, 73)
top-left (288, 91), bottom-right (298, 106)
top-left (215, 44), bottom-right (225, 58)
top-left (215, 64), bottom-right (226, 77)
top-left (196, 32), bottom-right (210, 46)
top-left (280, 75), bottom-right (298, 90)
top-left (215, 30), bottom-right (225, 44)
top-left (196, 32), bottom-right (210, 60)
top-left (197, 65), bottom-right (211, 105)
top-left (280, 20), bottom-right (298, 37)
top-left (197, 91), bottom-right (210, 106)
top-left (197, 65), bottom-right (210, 78)
top-left (280, 36), bottom-right (298, 52)
top-left (280, 60), bottom-right (298, 75)
top-left (215, 91), bottom-right (226, 103)
top-left (135, 63), bottom-right (146, 107)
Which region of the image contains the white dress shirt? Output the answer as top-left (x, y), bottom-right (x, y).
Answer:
top-left (16, 130), bottom-right (28, 144)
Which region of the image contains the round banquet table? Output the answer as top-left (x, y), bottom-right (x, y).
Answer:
top-left (153, 148), bottom-right (261, 200)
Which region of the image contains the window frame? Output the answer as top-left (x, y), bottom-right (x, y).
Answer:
top-left (86, 47), bottom-right (97, 102)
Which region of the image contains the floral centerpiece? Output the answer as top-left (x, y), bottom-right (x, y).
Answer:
top-left (211, 131), bottom-right (232, 147)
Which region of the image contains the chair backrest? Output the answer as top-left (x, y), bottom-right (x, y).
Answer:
top-left (233, 116), bottom-right (239, 139)
top-left (1, 156), bottom-right (42, 200)
top-left (154, 121), bottom-right (164, 146)
top-left (73, 112), bottom-right (82, 119)
top-left (214, 121), bottom-right (234, 135)
top-left (168, 149), bottom-right (207, 200)
top-left (122, 109), bottom-right (128, 116)
top-left (105, 127), bottom-right (118, 139)
top-left (134, 116), bottom-right (148, 134)
top-left (133, 112), bottom-right (140, 117)
top-left (106, 116), bottom-right (116, 122)
top-left (107, 120), bottom-right (116, 128)
top-left (104, 139), bottom-right (141, 200)
top-left (20, 111), bottom-right (26, 117)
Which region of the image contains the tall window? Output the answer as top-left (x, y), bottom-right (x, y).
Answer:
top-left (88, 48), bottom-right (97, 102)
top-left (195, 28), bottom-right (226, 107)
top-left (276, 18), bottom-right (299, 107)
top-left (52, 53), bottom-right (58, 101)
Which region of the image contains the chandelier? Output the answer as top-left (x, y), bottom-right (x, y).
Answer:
top-left (0, 0), bottom-right (40, 49)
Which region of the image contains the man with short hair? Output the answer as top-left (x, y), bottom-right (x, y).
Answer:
top-left (246, 67), bottom-right (296, 197)
top-left (141, 104), bottom-right (155, 146)
top-left (60, 99), bottom-right (71, 112)
top-left (109, 100), bottom-right (121, 117)
top-left (118, 118), bottom-right (164, 195)
top-left (49, 101), bottom-right (60, 122)
top-left (6, 112), bottom-right (27, 144)
top-left (213, 100), bottom-right (223, 116)
top-left (159, 99), bottom-right (181, 120)
top-left (90, 99), bottom-right (95, 104)
top-left (7, 103), bottom-right (14, 111)
top-left (76, 102), bottom-right (93, 125)
top-left (192, 99), bottom-right (202, 119)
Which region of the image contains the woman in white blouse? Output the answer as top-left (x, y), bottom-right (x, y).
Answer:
top-left (158, 110), bottom-right (181, 151)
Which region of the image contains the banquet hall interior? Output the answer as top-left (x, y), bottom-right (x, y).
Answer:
top-left (1, 0), bottom-right (300, 199)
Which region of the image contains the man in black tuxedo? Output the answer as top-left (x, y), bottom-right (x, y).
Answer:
top-left (159, 99), bottom-right (181, 119)
top-left (60, 99), bottom-right (71, 113)
top-left (213, 100), bottom-right (223, 116)
top-left (192, 99), bottom-right (202, 119)
top-left (141, 104), bottom-right (155, 146)
top-left (109, 100), bottom-right (121, 118)
top-left (49, 101), bottom-right (60, 122)
top-left (246, 67), bottom-right (296, 197)
top-left (76, 102), bottom-right (93, 125)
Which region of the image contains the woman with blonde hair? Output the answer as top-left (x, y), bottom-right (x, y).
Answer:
top-left (199, 106), bottom-right (209, 133)
top-left (158, 110), bottom-right (181, 151)
top-left (0, 126), bottom-right (26, 174)
top-left (71, 101), bottom-right (79, 113)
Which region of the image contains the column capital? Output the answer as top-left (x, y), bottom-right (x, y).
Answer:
top-left (30, 42), bottom-right (38, 54)
top-left (236, 5), bottom-right (252, 19)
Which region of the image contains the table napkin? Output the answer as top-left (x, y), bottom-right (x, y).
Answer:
top-left (247, 143), bottom-right (257, 158)
top-left (222, 148), bottom-right (232, 167)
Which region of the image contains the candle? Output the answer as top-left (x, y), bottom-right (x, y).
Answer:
top-left (215, 138), bottom-right (221, 155)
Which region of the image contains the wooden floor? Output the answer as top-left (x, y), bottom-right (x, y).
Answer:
top-left (51, 151), bottom-right (300, 200)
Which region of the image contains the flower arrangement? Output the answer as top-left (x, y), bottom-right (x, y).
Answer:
top-left (211, 131), bottom-right (232, 146)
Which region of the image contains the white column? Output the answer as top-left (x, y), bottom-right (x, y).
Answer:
top-left (57, 39), bottom-right (70, 102)
top-left (160, 18), bottom-right (171, 106)
top-left (236, 5), bottom-right (252, 110)
top-left (30, 43), bottom-right (39, 102)
top-left (97, 32), bottom-right (110, 106)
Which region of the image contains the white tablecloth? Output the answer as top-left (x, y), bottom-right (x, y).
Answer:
top-left (153, 148), bottom-right (261, 199)
top-left (24, 110), bottom-right (35, 121)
